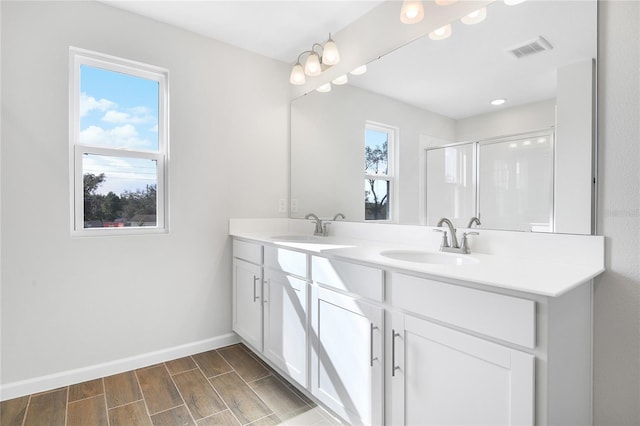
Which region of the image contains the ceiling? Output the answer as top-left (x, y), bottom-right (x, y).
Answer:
top-left (100, 0), bottom-right (597, 119)
top-left (100, 0), bottom-right (384, 63)
top-left (349, 0), bottom-right (597, 119)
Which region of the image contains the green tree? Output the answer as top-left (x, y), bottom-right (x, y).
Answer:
top-left (122, 184), bottom-right (157, 224)
top-left (83, 173), bottom-right (106, 222)
top-left (103, 191), bottom-right (123, 221)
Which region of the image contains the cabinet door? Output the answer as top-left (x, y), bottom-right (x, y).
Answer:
top-left (232, 259), bottom-right (263, 351)
top-left (311, 286), bottom-right (383, 425)
top-left (263, 269), bottom-right (308, 388)
top-left (390, 313), bottom-right (534, 426)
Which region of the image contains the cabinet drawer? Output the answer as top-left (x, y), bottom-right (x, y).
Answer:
top-left (233, 239), bottom-right (262, 264)
top-left (264, 246), bottom-right (308, 278)
top-left (312, 256), bottom-right (384, 302)
top-left (390, 273), bottom-right (535, 348)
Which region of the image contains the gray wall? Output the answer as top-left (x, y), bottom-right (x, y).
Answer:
top-left (1, 1), bottom-right (289, 387)
top-left (595, 1), bottom-right (640, 424)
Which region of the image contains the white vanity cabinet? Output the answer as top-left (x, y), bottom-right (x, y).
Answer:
top-left (231, 232), bottom-right (596, 426)
top-left (232, 239), bottom-right (264, 351)
top-left (310, 256), bottom-right (384, 426)
top-left (262, 246), bottom-right (309, 388)
top-left (233, 240), bottom-right (310, 388)
top-left (388, 272), bottom-right (535, 426)
top-left (390, 313), bottom-right (534, 425)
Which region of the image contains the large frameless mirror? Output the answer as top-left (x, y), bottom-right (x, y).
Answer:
top-left (290, 0), bottom-right (596, 234)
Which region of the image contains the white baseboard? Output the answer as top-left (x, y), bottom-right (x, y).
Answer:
top-left (0, 333), bottom-right (240, 401)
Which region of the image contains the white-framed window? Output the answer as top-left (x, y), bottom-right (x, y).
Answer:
top-left (364, 122), bottom-right (396, 221)
top-left (69, 47), bottom-right (169, 236)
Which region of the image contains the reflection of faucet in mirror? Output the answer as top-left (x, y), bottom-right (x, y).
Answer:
top-left (467, 217), bottom-right (481, 228)
top-left (333, 213), bottom-right (346, 221)
top-left (305, 213), bottom-right (324, 236)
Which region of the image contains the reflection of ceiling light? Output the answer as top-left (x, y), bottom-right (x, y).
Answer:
top-left (435, 0), bottom-right (457, 5)
top-left (429, 24), bottom-right (452, 41)
top-left (461, 7), bottom-right (487, 25)
top-left (537, 137), bottom-right (547, 143)
top-left (491, 98), bottom-right (507, 106)
top-left (504, 0), bottom-right (526, 5)
top-left (350, 65), bottom-right (367, 75)
top-left (400, 0), bottom-right (424, 24)
top-left (509, 143), bottom-right (518, 148)
top-left (289, 33), bottom-right (341, 85)
top-left (523, 140), bottom-right (532, 146)
top-left (316, 83), bottom-right (332, 93)
top-left (332, 75), bottom-right (348, 85)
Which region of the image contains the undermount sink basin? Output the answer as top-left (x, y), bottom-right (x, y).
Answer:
top-left (380, 250), bottom-right (479, 265)
top-left (269, 235), bottom-right (321, 242)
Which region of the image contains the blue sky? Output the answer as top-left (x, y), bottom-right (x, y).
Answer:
top-left (365, 128), bottom-right (389, 176)
top-left (80, 65), bottom-right (159, 195)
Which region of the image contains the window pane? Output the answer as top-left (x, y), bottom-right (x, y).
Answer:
top-left (80, 65), bottom-right (159, 151)
top-left (365, 179), bottom-right (389, 220)
top-left (82, 154), bottom-right (157, 228)
top-left (365, 129), bottom-right (389, 175)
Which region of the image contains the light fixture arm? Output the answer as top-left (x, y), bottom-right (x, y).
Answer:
top-left (296, 50), bottom-right (313, 64)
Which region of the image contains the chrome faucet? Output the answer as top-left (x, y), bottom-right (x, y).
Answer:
top-left (467, 216), bottom-right (481, 228)
top-left (435, 217), bottom-right (479, 254)
top-left (333, 213), bottom-right (346, 221)
top-left (305, 213), bottom-right (324, 236)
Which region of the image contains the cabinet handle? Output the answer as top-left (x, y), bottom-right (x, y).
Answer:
top-left (370, 323), bottom-right (379, 367)
top-left (392, 329), bottom-right (401, 377)
top-left (263, 280), bottom-right (268, 304)
top-left (253, 276), bottom-right (260, 302)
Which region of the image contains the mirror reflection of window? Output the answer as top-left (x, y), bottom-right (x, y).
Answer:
top-left (479, 132), bottom-right (554, 232)
top-left (365, 123), bottom-right (395, 221)
top-left (426, 143), bottom-right (476, 227)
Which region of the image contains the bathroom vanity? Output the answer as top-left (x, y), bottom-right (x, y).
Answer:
top-left (229, 218), bottom-right (605, 426)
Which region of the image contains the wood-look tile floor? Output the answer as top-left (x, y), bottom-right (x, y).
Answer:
top-left (1, 344), bottom-right (342, 426)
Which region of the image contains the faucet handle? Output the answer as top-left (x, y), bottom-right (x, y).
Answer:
top-left (460, 231), bottom-right (479, 254)
top-left (322, 222), bottom-right (331, 237)
top-left (433, 228), bottom-right (450, 249)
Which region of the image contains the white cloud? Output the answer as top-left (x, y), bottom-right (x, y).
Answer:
top-left (83, 154), bottom-right (157, 195)
top-left (80, 124), bottom-right (154, 150)
top-left (149, 124), bottom-right (158, 133)
top-left (80, 93), bottom-right (116, 117)
top-left (102, 109), bottom-right (154, 125)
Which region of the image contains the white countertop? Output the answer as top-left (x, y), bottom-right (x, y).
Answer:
top-left (231, 230), bottom-right (605, 298)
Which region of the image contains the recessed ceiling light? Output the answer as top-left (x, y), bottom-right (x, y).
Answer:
top-left (435, 0), bottom-right (458, 5)
top-left (316, 83), bottom-right (331, 93)
top-left (523, 140), bottom-right (532, 146)
top-left (461, 7), bottom-right (487, 25)
top-left (537, 137), bottom-right (547, 144)
top-left (491, 98), bottom-right (507, 106)
top-left (504, 0), bottom-right (526, 5)
top-left (332, 75), bottom-right (348, 85)
top-left (509, 143), bottom-right (518, 148)
top-left (350, 65), bottom-right (367, 75)
top-left (429, 24), bottom-right (452, 41)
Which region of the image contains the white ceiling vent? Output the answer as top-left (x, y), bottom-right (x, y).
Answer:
top-left (506, 36), bottom-right (553, 59)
